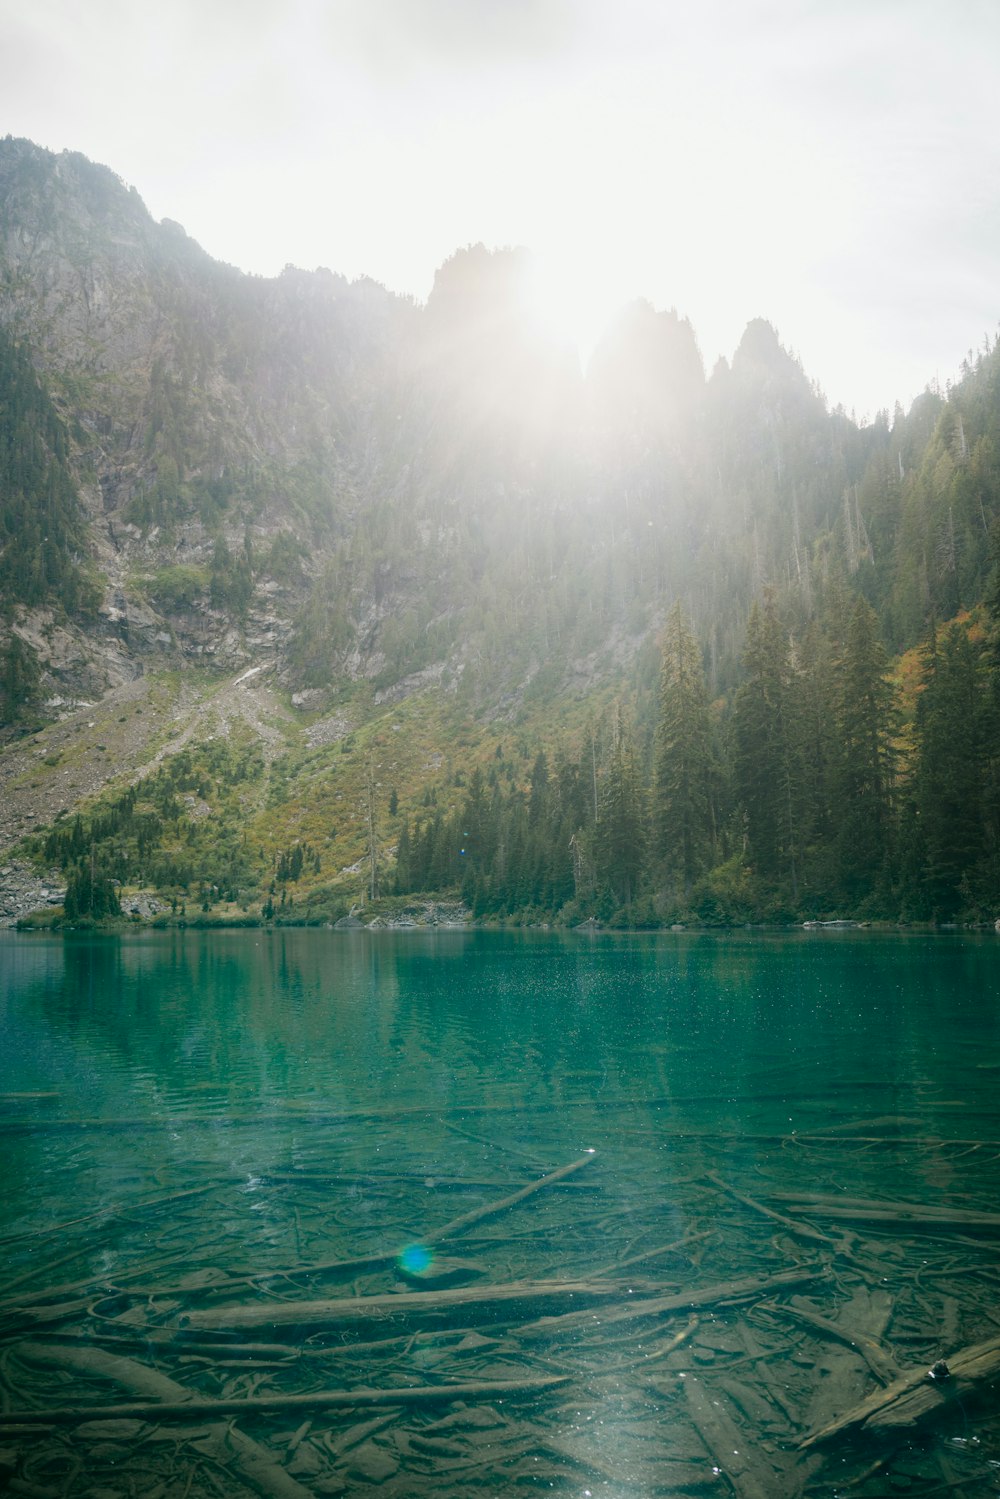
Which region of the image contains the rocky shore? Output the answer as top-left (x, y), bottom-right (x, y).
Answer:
top-left (0, 861), bottom-right (66, 927)
top-left (335, 900), bottom-right (471, 930)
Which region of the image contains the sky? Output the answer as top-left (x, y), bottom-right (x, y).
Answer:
top-left (3, 0), bottom-right (999, 420)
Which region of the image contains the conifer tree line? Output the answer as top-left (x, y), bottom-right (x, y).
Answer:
top-left (395, 580), bottom-right (1000, 925)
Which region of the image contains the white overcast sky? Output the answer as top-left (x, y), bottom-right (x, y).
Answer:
top-left (3, 0), bottom-right (999, 419)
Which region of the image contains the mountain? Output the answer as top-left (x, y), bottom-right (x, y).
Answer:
top-left (1, 137), bottom-right (999, 926)
top-left (0, 138), bottom-right (860, 703)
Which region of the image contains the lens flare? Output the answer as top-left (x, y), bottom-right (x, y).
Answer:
top-left (399, 1243), bottom-right (433, 1275)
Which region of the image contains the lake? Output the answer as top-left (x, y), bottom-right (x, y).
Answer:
top-left (1, 928), bottom-right (999, 1497)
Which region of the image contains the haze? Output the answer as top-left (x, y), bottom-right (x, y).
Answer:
top-left (3, 0), bottom-right (999, 419)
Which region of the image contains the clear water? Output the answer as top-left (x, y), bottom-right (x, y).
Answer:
top-left (2, 929), bottom-right (999, 1497)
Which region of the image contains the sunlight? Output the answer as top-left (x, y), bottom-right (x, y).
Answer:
top-left (520, 250), bottom-right (628, 367)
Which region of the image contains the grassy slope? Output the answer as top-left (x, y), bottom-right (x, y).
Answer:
top-left (15, 605), bottom-right (966, 926)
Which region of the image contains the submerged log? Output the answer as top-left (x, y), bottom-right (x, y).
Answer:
top-left (427, 1153), bottom-right (596, 1241)
top-left (14, 1342), bottom-right (314, 1499)
top-left (800, 1331), bottom-right (1000, 1447)
top-left (768, 1297), bottom-right (900, 1385)
top-left (707, 1173), bottom-right (837, 1247)
top-left (794, 1288), bottom-right (892, 1462)
top-left (516, 1264), bottom-right (829, 1339)
top-left (682, 1374), bottom-right (776, 1499)
top-left (770, 1194), bottom-right (1000, 1231)
top-left (0, 1183), bottom-right (218, 1252)
top-left (592, 1227), bottom-right (713, 1277)
top-left (169, 1152), bottom-right (598, 1295)
top-left (0, 1373), bottom-right (567, 1428)
top-left (177, 1277), bottom-right (646, 1334)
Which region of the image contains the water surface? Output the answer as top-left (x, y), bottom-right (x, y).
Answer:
top-left (2, 929), bottom-right (999, 1496)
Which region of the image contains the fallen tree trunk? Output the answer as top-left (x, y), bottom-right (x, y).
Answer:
top-left (707, 1173), bottom-right (838, 1248)
top-left (516, 1264), bottom-right (829, 1339)
top-left (766, 1298), bottom-right (900, 1385)
top-left (800, 1332), bottom-right (1000, 1447)
top-left (170, 1153), bottom-right (598, 1295)
top-left (769, 1193), bottom-right (1000, 1232)
top-left (14, 1342), bottom-right (314, 1499)
top-left (263, 1171), bottom-right (592, 1191)
top-left (0, 1366), bottom-right (566, 1428)
top-left (177, 1276), bottom-right (647, 1334)
top-left (425, 1153), bottom-right (596, 1241)
top-left (683, 1374), bottom-right (776, 1499)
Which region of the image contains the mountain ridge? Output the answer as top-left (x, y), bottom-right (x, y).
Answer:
top-left (2, 137), bottom-right (999, 926)
top-left (0, 135), bottom-right (867, 717)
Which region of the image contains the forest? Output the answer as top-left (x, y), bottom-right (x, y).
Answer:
top-left (3, 139), bottom-right (1000, 927)
top-left (393, 586), bottom-right (1000, 925)
top-left (29, 571), bottom-right (1000, 928)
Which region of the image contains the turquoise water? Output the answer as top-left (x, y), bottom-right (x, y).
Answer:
top-left (1, 929), bottom-right (999, 1496)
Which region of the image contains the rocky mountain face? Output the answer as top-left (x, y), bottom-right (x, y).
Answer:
top-left (2, 137), bottom-right (998, 748)
top-left (0, 136), bottom-right (883, 725)
top-left (0, 138), bottom-right (414, 700)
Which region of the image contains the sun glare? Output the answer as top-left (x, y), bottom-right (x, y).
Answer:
top-left (520, 252), bottom-right (628, 368)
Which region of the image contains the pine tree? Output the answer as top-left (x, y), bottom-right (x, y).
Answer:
top-left (832, 598), bottom-right (897, 904)
top-left (596, 705), bottom-right (646, 906)
top-left (394, 820), bottom-right (412, 892)
top-left (0, 634), bottom-right (40, 723)
top-left (654, 602), bottom-right (718, 894)
top-left (733, 592), bottom-right (803, 895)
top-left (911, 623), bottom-right (988, 917)
top-left (794, 618), bottom-right (835, 858)
top-left (64, 856), bottom-right (121, 920)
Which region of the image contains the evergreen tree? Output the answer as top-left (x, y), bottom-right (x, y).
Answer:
top-left (528, 750), bottom-right (550, 823)
top-left (832, 598), bottom-right (897, 904)
top-left (733, 592), bottom-right (803, 896)
top-left (910, 623), bottom-right (988, 917)
top-left (596, 706), bottom-right (646, 906)
top-left (64, 858), bottom-right (121, 920)
top-left (393, 820), bottom-right (412, 892)
top-left (0, 633), bottom-right (40, 724)
top-left (981, 520), bottom-right (1000, 890)
top-left (0, 326), bottom-right (95, 616)
top-left (794, 618), bottom-right (835, 866)
top-left (654, 602), bottom-right (718, 894)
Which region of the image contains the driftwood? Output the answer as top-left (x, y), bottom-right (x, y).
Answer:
top-left (14, 1342), bottom-right (315, 1499)
top-left (791, 1287), bottom-right (892, 1470)
top-left (765, 1296), bottom-right (900, 1384)
top-left (0, 1184), bottom-right (218, 1250)
top-left (263, 1171), bottom-right (591, 1191)
top-left (0, 1369), bottom-right (566, 1428)
top-left (177, 1276), bottom-right (646, 1334)
top-left (682, 1374), bottom-right (776, 1499)
top-left (4, 1081), bottom-right (998, 1499)
top-left (44, 1325), bottom-right (499, 1363)
top-left (800, 1331), bottom-right (1000, 1447)
top-left (1, 1247), bottom-right (217, 1315)
top-left (769, 1193), bottom-right (1000, 1232)
top-left (605, 1316), bottom-right (699, 1373)
top-left (707, 1173), bottom-right (838, 1247)
top-left (174, 1152), bottom-right (598, 1294)
top-left (592, 1227), bottom-right (713, 1277)
top-left (516, 1263), bottom-right (828, 1338)
top-left (425, 1153), bottom-right (596, 1240)
top-left (0, 1248), bottom-right (95, 1302)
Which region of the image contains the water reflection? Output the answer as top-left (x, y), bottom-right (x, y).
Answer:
top-left (4, 929), bottom-right (1000, 1128)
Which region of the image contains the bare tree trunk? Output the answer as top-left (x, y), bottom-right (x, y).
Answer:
top-left (365, 759), bottom-right (379, 901)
